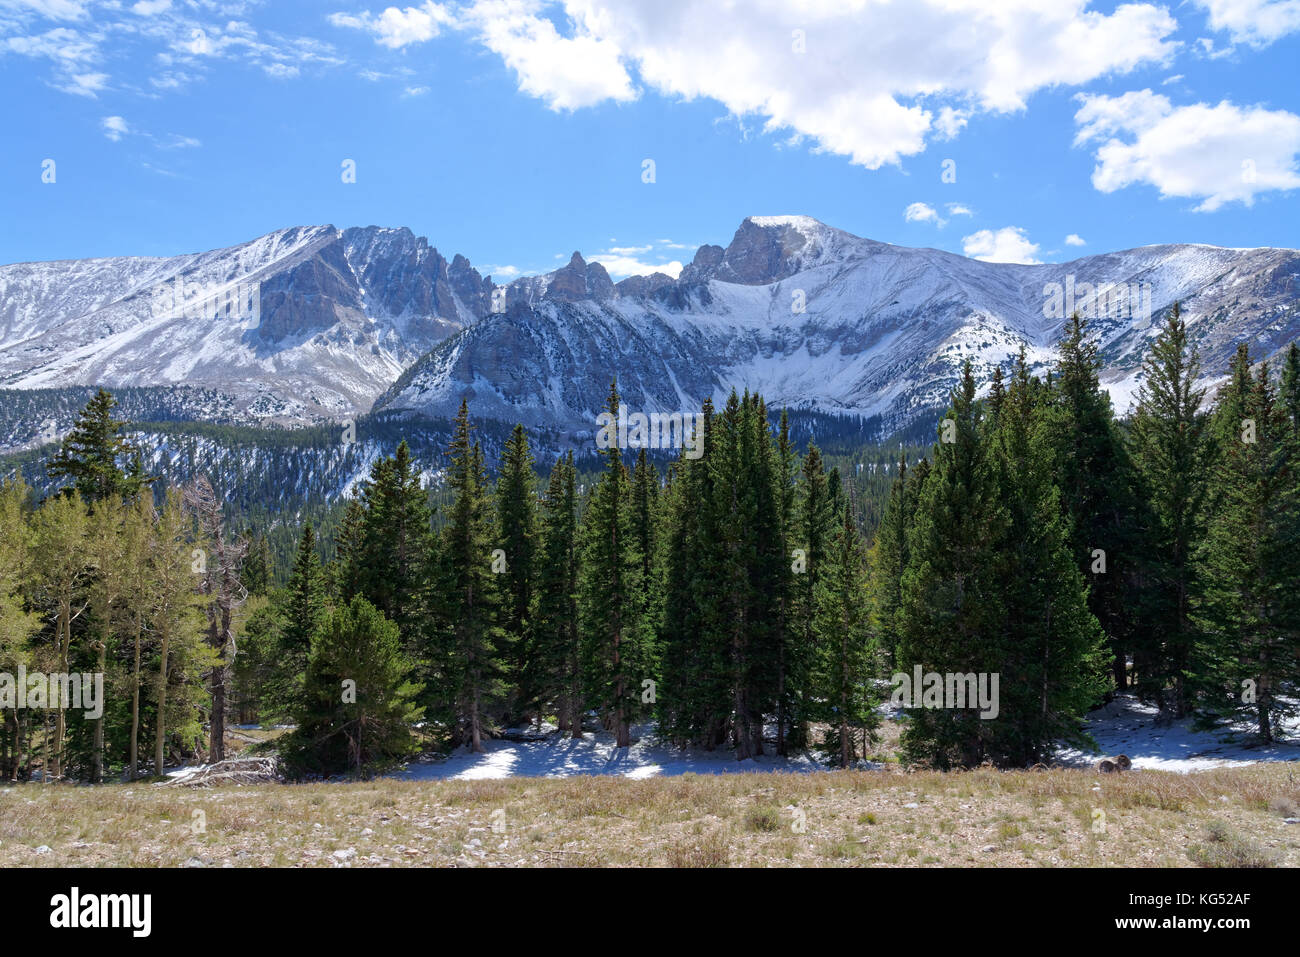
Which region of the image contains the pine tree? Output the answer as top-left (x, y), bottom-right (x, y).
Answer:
top-left (656, 400), bottom-right (731, 748)
top-left (872, 455), bottom-right (911, 669)
top-left (1128, 303), bottom-right (1209, 718)
top-left (534, 452), bottom-right (582, 736)
top-left (269, 522), bottom-right (329, 718)
top-left (992, 354), bottom-right (1109, 763)
top-left (896, 362), bottom-right (1010, 768)
top-left (46, 388), bottom-right (150, 504)
top-left (772, 408), bottom-right (800, 754)
top-left (495, 424), bottom-right (539, 723)
top-left (242, 533), bottom-right (272, 596)
top-left (1198, 347), bottom-right (1300, 740)
top-left (1281, 342), bottom-right (1300, 436)
top-left (788, 441), bottom-right (833, 751)
top-left (578, 381), bottom-right (648, 749)
top-left (435, 400), bottom-right (505, 752)
top-left (812, 501), bottom-right (879, 767)
top-left (1045, 315), bottom-right (1139, 691)
top-left (288, 597), bottom-right (424, 775)
top-left (354, 441), bottom-right (434, 658)
top-left (331, 497), bottom-right (366, 602)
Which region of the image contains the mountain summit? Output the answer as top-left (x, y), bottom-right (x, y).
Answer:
top-left (2, 218), bottom-right (1297, 435)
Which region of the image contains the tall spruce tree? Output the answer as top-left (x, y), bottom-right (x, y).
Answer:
top-left (534, 452), bottom-right (582, 736)
top-left (1198, 347), bottom-right (1300, 740)
top-left (656, 400), bottom-right (731, 748)
top-left (495, 424), bottom-right (539, 724)
top-left (354, 441), bottom-right (434, 659)
top-left (991, 354), bottom-right (1109, 763)
top-left (435, 400), bottom-right (505, 752)
top-left (578, 381), bottom-right (649, 748)
top-left (896, 362), bottom-right (1010, 768)
top-left (270, 523), bottom-right (329, 716)
top-left (812, 501), bottom-right (879, 767)
top-left (1128, 303), bottom-right (1209, 718)
top-left (1045, 315), bottom-right (1139, 690)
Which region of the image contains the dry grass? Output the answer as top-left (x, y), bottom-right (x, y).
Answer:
top-left (1, 762), bottom-right (1298, 868)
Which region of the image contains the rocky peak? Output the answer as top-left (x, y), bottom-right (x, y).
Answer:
top-left (680, 216), bottom-right (838, 286)
top-left (543, 251), bottom-right (615, 302)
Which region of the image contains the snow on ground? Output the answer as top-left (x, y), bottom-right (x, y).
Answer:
top-left (398, 722), bottom-right (826, 781)
top-left (1056, 695), bottom-right (1300, 773)
top-left (397, 695), bottom-right (1300, 780)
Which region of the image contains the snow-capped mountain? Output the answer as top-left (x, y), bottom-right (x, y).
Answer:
top-left (376, 216), bottom-right (1300, 434)
top-left (0, 225), bottom-right (493, 424)
top-left (3, 216), bottom-right (1298, 443)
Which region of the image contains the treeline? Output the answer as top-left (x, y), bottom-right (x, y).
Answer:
top-left (2, 307), bottom-right (1298, 780)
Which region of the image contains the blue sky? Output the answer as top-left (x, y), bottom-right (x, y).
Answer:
top-left (2, 0), bottom-right (1298, 280)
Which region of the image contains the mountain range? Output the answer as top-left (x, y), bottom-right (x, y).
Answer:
top-left (3, 215), bottom-right (1298, 449)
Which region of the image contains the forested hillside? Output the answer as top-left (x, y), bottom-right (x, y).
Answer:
top-left (2, 309), bottom-right (1298, 782)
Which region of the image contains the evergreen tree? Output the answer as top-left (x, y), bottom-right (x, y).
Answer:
top-left (1045, 316), bottom-right (1139, 691)
top-left (242, 533), bottom-right (272, 596)
top-left (772, 408), bottom-right (800, 755)
top-left (354, 441), bottom-right (434, 658)
top-left (269, 523), bottom-right (329, 717)
top-left (287, 597), bottom-right (423, 775)
top-left (812, 501), bottom-right (879, 767)
top-left (578, 381), bottom-right (649, 748)
top-left (1128, 303), bottom-right (1209, 717)
top-left (991, 354), bottom-right (1109, 763)
top-left (46, 388), bottom-right (150, 504)
top-left (896, 362), bottom-right (1010, 768)
top-left (435, 400), bottom-right (506, 752)
top-left (788, 441), bottom-right (833, 751)
top-left (534, 452), bottom-right (582, 736)
top-left (495, 424), bottom-right (539, 723)
top-left (1198, 347), bottom-right (1300, 740)
top-left (656, 400), bottom-right (731, 748)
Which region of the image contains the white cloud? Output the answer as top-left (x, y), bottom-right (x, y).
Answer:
top-left (263, 61), bottom-right (299, 78)
top-left (1065, 233), bottom-right (1087, 246)
top-left (402, 84), bottom-right (429, 96)
top-left (461, 0), bottom-right (636, 110)
top-left (131, 0), bottom-right (172, 14)
top-left (591, 254), bottom-right (682, 280)
top-left (945, 203), bottom-right (973, 216)
top-left (333, 1), bottom-right (1176, 166)
top-left (1194, 0), bottom-right (1300, 46)
top-left (1074, 90), bottom-right (1300, 211)
top-left (962, 227), bottom-right (1040, 264)
top-left (904, 202), bottom-right (942, 224)
top-left (585, 238), bottom-right (687, 279)
top-left (449, 0), bottom-right (1176, 166)
top-left (328, 1), bottom-right (453, 49)
top-left (4, 26), bottom-right (98, 63)
top-left (0, 0), bottom-right (90, 21)
top-left (100, 114), bottom-right (129, 140)
top-left (58, 70), bottom-right (108, 95)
